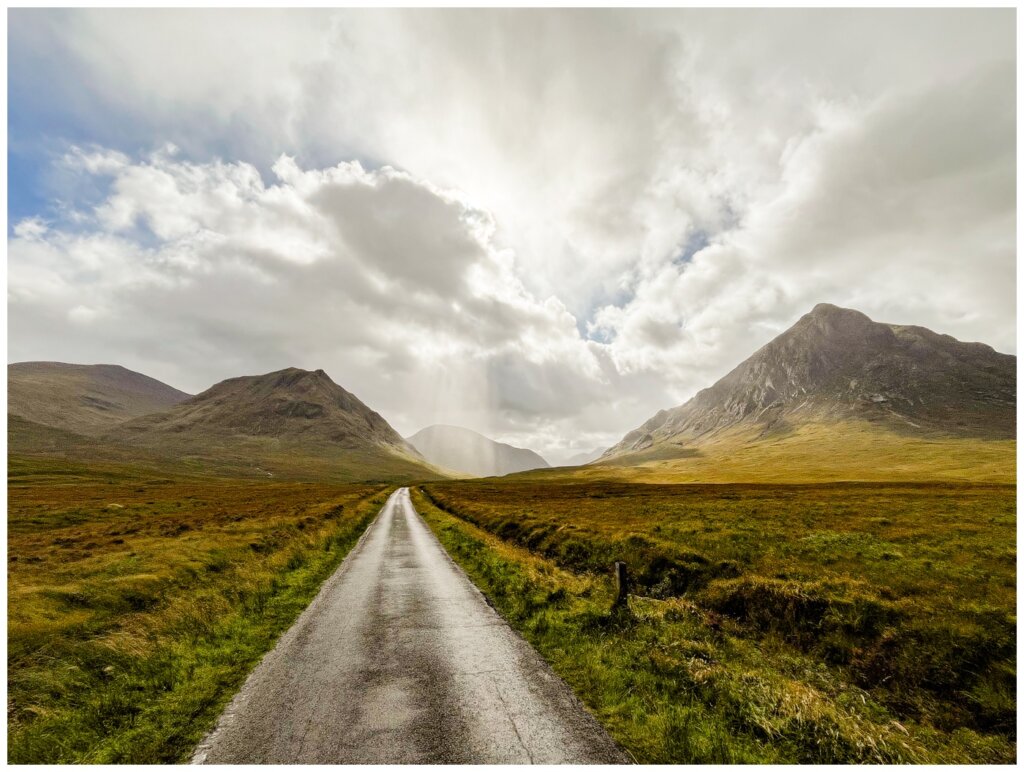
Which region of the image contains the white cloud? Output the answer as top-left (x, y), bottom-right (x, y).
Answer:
top-left (9, 152), bottom-right (667, 457)
top-left (593, 58), bottom-right (1016, 397)
top-left (12, 217), bottom-right (48, 240)
top-left (7, 9), bottom-right (1016, 457)
top-left (67, 305), bottom-right (101, 324)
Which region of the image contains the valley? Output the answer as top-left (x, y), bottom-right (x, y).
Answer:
top-left (407, 424), bottom-right (550, 477)
top-left (10, 8), bottom-right (1016, 765)
top-left (6, 303), bottom-right (1017, 764)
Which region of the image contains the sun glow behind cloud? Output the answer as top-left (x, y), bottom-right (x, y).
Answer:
top-left (7, 8), bottom-right (1016, 462)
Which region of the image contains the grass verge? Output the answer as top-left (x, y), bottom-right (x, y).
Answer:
top-left (8, 458), bottom-right (392, 763)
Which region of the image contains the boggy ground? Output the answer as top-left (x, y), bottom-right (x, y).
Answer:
top-left (7, 455), bottom-right (392, 763)
top-left (414, 479), bottom-right (1016, 764)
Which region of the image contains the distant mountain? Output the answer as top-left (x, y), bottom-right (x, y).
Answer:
top-left (96, 367), bottom-right (439, 481)
top-left (562, 447), bottom-right (606, 466)
top-left (111, 367), bottom-right (407, 447)
top-left (605, 303), bottom-right (1015, 461)
top-left (406, 425), bottom-right (550, 477)
top-left (8, 361), bottom-right (190, 435)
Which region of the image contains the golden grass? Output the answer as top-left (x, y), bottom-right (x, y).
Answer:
top-left (417, 478), bottom-right (1016, 763)
top-left (8, 456), bottom-right (392, 762)
top-left (539, 421), bottom-right (1015, 483)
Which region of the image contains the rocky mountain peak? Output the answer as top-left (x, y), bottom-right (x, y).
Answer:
top-left (605, 304), bottom-right (1015, 458)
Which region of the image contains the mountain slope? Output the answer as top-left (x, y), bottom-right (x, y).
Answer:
top-left (606, 303), bottom-right (1015, 461)
top-left (8, 362), bottom-right (190, 435)
top-left (112, 368), bottom-right (406, 447)
top-left (406, 424), bottom-right (549, 477)
top-left (102, 367), bottom-right (442, 482)
top-left (562, 447), bottom-right (606, 466)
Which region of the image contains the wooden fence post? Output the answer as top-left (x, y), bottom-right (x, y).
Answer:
top-left (613, 561), bottom-right (630, 610)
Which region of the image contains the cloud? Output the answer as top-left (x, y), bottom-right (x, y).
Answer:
top-left (593, 57), bottom-right (1016, 397)
top-left (9, 151), bottom-right (669, 458)
top-left (7, 9), bottom-right (1016, 458)
top-left (12, 217), bottom-right (48, 240)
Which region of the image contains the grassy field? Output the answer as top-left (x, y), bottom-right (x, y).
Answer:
top-left (414, 479), bottom-right (1016, 763)
top-left (537, 421), bottom-right (1016, 484)
top-left (7, 455), bottom-right (393, 763)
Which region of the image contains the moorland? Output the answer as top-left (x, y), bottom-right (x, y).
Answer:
top-left (6, 303), bottom-right (1016, 763)
top-left (414, 478), bottom-right (1016, 763)
top-left (7, 455), bottom-right (391, 763)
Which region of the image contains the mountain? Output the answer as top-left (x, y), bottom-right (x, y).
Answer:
top-left (406, 425), bottom-right (550, 477)
top-left (562, 447), bottom-right (606, 466)
top-left (586, 304), bottom-right (1015, 482)
top-left (99, 367), bottom-right (443, 482)
top-left (8, 361), bottom-right (190, 435)
top-left (112, 367), bottom-right (406, 446)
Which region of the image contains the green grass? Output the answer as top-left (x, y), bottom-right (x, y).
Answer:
top-left (8, 444), bottom-right (1016, 764)
top-left (413, 480), bottom-right (1016, 763)
top-left (8, 457), bottom-right (393, 763)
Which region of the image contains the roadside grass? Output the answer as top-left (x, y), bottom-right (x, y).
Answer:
top-left (413, 481), bottom-right (1015, 764)
top-left (8, 456), bottom-right (392, 763)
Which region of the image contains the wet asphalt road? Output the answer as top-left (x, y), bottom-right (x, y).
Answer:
top-left (193, 487), bottom-right (627, 764)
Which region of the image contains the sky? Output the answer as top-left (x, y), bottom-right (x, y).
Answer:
top-left (7, 8), bottom-right (1016, 463)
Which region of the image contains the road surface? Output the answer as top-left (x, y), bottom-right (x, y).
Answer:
top-left (193, 487), bottom-right (627, 764)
